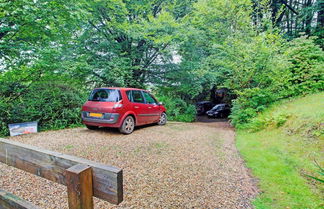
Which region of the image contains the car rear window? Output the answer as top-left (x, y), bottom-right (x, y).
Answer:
top-left (88, 89), bottom-right (122, 102)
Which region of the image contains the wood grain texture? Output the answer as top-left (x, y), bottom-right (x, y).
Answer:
top-left (66, 164), bottom-right (93, 209)
top-left (0, 138), bottom-right (123, 204)
top-left (0, 189), bottom-right (40, 209)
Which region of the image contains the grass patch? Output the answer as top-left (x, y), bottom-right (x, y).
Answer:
top-left (153, 142), bottom-right (169, 150)
top-left (63, 144), bottom-right (74, 150)
top-left (236, 92), bottom-right (324, 208)
top-left (168, 123), bottom-right (188, 131)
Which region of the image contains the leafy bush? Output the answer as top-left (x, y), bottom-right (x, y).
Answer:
top-left (284, 36), bottom-right (324, 96)
top-left (0, 99), bottom-right (11, 136)
top-left (230, 88), bottom-right (277, 127)
top-left (243, 113), bottom-right (291, 132)
top-left (230, 36), bottom-right (324, 128)
top-left (155, 95), bottom-right (196, 122)
top-left (0, 81), bottom-right (86, 136)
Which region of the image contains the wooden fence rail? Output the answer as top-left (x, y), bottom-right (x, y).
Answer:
top-left (0, 138), bottom-right (123, 208)
top-left (0, 189), bottom-right (40, 209)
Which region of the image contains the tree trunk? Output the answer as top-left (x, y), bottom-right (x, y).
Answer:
top-left (305, 0), bottom-right (314, 35)
top-left (272, 0), bottom-right (279, 25)
top-left (317, 0), bottom-right (324, 32)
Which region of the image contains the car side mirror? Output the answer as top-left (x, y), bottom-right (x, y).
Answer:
top-left (158, 102), bottom-right (163, 105)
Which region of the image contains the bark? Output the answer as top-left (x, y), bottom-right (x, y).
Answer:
top-left (317, 1), bottom-right (324, 31)
top-left (305, 0), bottom-right (314, 35)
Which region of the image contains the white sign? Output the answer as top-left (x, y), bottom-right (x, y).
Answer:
top-left (8, 121), bottom-right (38, 136)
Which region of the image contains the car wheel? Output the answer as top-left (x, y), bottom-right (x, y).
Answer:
top-left (119, 116), bottom-right (135, 134)
top-left (86, 125), bottom-right (99, 130)
top-left (158, 112), bottom-right (167, 125)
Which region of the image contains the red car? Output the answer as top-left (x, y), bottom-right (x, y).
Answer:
top-left (81, 87), bottom-right (167, 134)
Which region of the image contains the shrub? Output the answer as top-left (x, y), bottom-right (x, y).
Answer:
top-left (230, 36), bottom-right (324, 128)
top-left (155, 95), bottom-right (196, 122)
top-left (0, 99), bottom-right (11, 136)
top-left (284, 36), bottom-right (324, 96)
top-left (243, 113), bottom-right (291, 132)
top-left (230, 88), bottom-right (277, 127)
top-left (0, 81), bottom-right (86, 136)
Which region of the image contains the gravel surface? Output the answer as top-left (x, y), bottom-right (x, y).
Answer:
top-left (0, 122), bottom-right (258, 208)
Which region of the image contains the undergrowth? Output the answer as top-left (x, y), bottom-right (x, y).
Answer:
top-left (236, 92), bottom-right (324, 208)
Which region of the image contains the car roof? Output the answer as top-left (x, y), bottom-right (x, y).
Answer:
top-left (214, 103), bottom-right (227, 107)
top-left (95, 87), bottom-right (148, 91)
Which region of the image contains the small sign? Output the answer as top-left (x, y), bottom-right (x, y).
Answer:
top-left (8, 121), bottom-right (38, 136)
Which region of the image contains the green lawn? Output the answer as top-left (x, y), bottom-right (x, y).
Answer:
top-left (236, 92), bottom-right (324, 209)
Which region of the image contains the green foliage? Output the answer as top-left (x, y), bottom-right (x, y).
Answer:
top-left (305, 161), bottom-right (324, 184)
top-left (229, 35), bottom-right (323, 127)
top-left (243, 113), bottom-right (291, 132)
top-left (66, 0), bottom-right (191, 88)
top-left (0, 0), bottom-right (78, 65)
top-left (156, 95), bottom-right (196, 122)
top-left (208, 31), bottom-right (290, 126)
top-left (0, 99), bottom-right (10, 136)
top-left (0, 79), bottom-right (86, 136)
top-left (173, 0), bottom-right (323, 127)
top-left (1, 0), bottom-right (323, 134)
top-left (236, 93), bottom-right (324, 208)
top-left (251, 0), bottom-right (324, 47)
top-left (167, 0), bottom-right (255, 102)
top-left (284, 36), bottom-right (324, 96)
top-left (230, 88), bottom-right (279, 126)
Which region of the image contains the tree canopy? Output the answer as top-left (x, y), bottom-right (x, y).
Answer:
top-left (0, 0), bottom-right (323, 135)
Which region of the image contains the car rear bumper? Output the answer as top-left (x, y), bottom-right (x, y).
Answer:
top-left (82, 112), bottom-right (120, 126)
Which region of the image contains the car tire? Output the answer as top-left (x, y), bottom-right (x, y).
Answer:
top-left (119, 115), bottom-right (135, 134)
top-left (157, 112), bottom-right (167, 125)
top-left (86, 125), bottom-right (99, 130)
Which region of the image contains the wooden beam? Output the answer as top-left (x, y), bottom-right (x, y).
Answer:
top-left (0, 189), bottom-right (40, 209)
top-left (66, 164), bottom-right (93, 209)
top-left (0, 138), bottom-right (123, 205)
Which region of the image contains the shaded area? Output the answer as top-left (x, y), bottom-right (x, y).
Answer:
top-left (196, 115), bottom-right (229, 123)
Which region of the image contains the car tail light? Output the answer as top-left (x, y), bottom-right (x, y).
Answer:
top-left (113, 101), bottom-right (123, 109)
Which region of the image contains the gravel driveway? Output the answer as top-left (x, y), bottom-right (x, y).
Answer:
top-left (0, 122), bottom-right (257, 208)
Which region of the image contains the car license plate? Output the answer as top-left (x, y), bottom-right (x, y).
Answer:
top-left (89, 113), bottom-right (103, 118)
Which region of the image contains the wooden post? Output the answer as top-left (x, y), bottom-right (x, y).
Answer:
top-left (0, 138), bottom-right (123, 204)
top-left (66, 164), bottom-right (94, 209)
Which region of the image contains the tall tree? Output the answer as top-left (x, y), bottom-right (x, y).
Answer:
top-left (0, 0), bottom-right (78, 69)
top-left (67, 0), bottom-right (195, 88)
top-left (251, 0), bottom-right (322, 46)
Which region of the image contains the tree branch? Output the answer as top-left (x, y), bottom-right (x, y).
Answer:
top-left (280, 0), bottom-right (299, 15)
top-left (88, 20), bottom-right (111, 42)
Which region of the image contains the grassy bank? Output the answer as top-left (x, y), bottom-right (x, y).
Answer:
top-left (236, 92), bottom-right (324, 208)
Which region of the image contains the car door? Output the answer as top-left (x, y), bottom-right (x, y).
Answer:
top-left (128, 90), bottom-right (148, 125)
top-left (142, 91), bottom-right (160, 123)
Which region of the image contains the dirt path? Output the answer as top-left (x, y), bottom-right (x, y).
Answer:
top-left (0, 121), bottom-right (258, 208)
